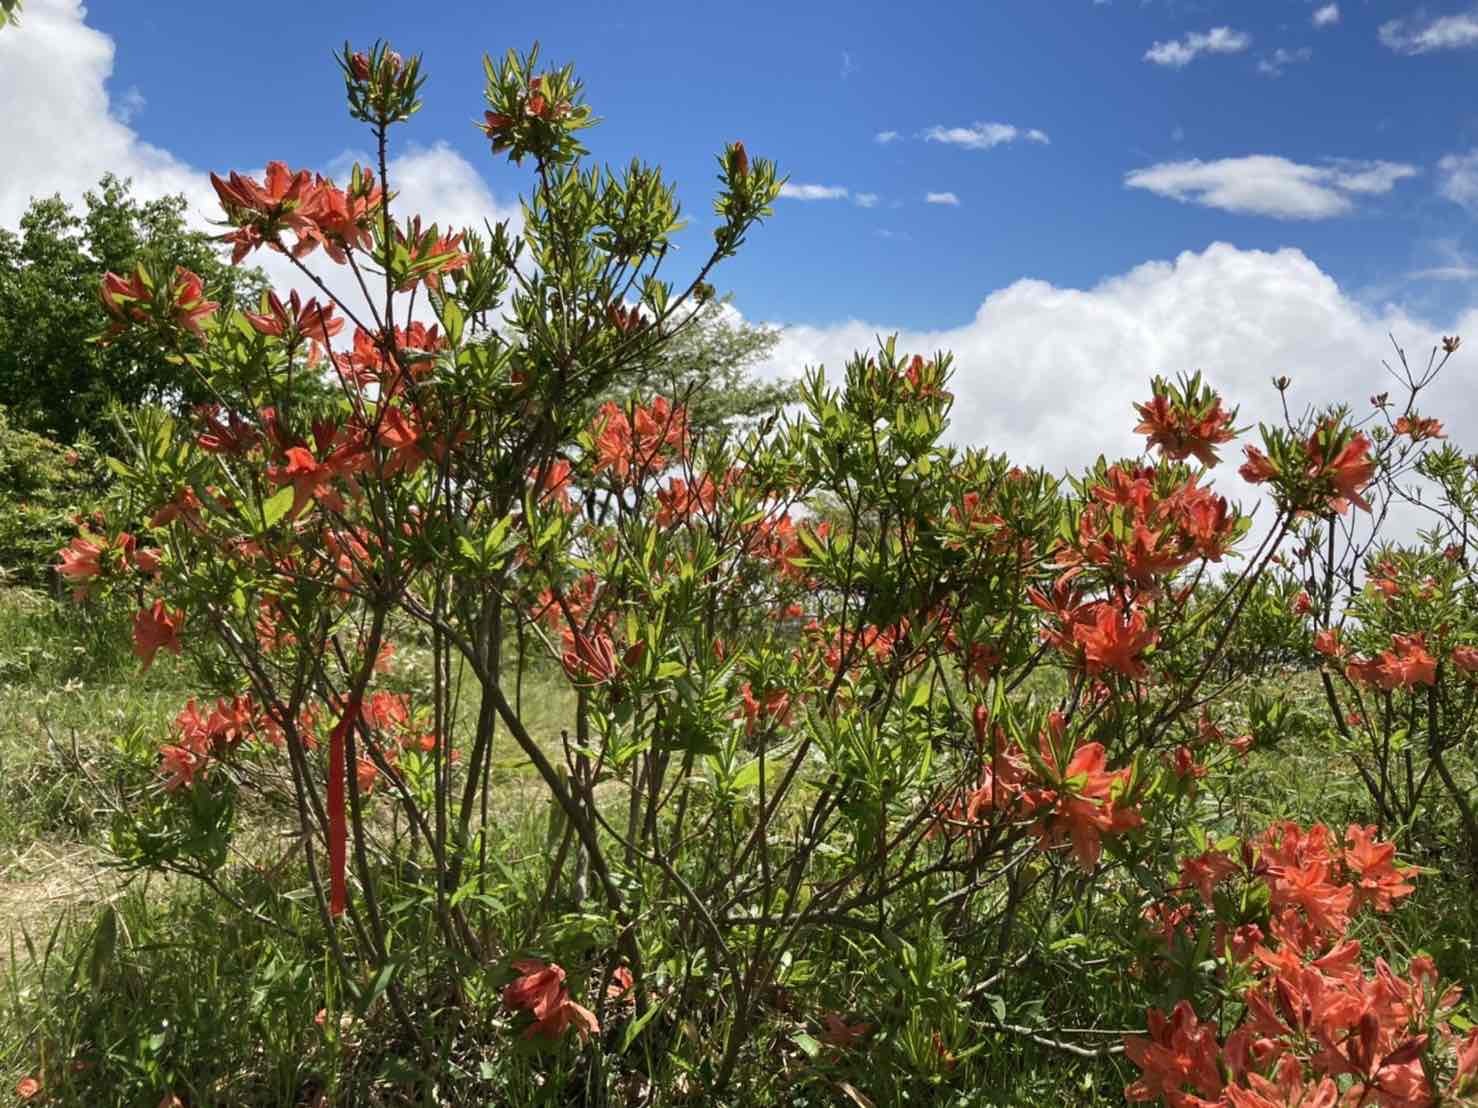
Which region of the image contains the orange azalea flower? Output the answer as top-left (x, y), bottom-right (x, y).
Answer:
top-left (164, 268), bottom-right (218, 337)
top-left (1239, 444), bottom-right (1278, 485)
top-left (1313, 628), bottom-right (1341, 657)
top-left (1311, 431), bottom-right (1375, 514)
top-left (1344, 634), bottom-right (1436, 691)
top-left (1342, 824), bottom-right (1415, 912)
top-left (1222, 1064), bottom-right (1337, 1108)
top-left (606, 965), bottom-right (634, 1000)
top-left (1393, 414), bottom-right (1444, 441)
top-left (1265, 857), bottom-right (1354, 935)
top-left (504, 958), bottom-right (565, 1017)
top-left (562, 633), bottom-right (618, 684)
top-left (738, 683), bottom-right (792, 735)
top-left (1027, 735), bottom-right (1141, 868)
top-left (1453, 1028), bottom-right (1478, 1098)
top-left (656, 475), bottom-right (719, 528)
top-left (1179, 848), bottom-right (1239, 904)
top-left (306, 171), bottom-right (382, 264)
top-left (591, 401), bottom-right (633, 479)
top-left (503, 958), bottom-right (600, 1042)
top-left (56, 533), bottom-right (105, 597)
top-left (371, 406), bottom-right (429, 477)
top-left (133, 600), bottom-right (184, 670)
top-left (1123, 1000), bottom-right (1225, 1104)
top-left (1133, 390), bottom-right (1236, 467)
top-left (533, 458), bottom-right (575, 509)
top-left (211, 161), bottom-right (315, 218)
top-left (15, 1076), bottom-right (40, 1101)
top-left (355, 756), bottom-right (382, 793)
top-left (244, 289), bottom-right (343, 350)
top-left (210, 161), bottom-right (322, 262)
top-left (148, 485), bottom-right (204, 530)
top-left (1451, 645), bottom-right (1478, 674)
top-left (99, 265), bottom-right (216, 340)
top-left (194, 404), bottom-right (257, 455)
top-left (1175, 484), bottom-right (1237, 560)
top-left (1074, 602), bottom-right (1157, 680)
top-left (395, 217), bottom-right (470, 291)
top-left (267, 442), bottom-right (360, 520)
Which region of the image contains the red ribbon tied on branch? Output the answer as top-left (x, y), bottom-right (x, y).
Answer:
top-left (327, 695), bottom-right (362, 917)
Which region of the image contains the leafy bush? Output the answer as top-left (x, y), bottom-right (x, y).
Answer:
top-left (0, 406), bottom-right (107, 587)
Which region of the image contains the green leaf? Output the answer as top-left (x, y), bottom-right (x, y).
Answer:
top-left (358, 961), bottom-right (399, 1012)
top-left (791, 1032), bottom-right (822, 1059)
top-left (731, 751), bottom-right (792, 793)
top-left (982, 992), bottom-right (1007, 1024)
top-left (620, 995), bottom-right (666, 1053)
top-left (88, 903), bottom-right (117, 990)
top-left (262, 484), bottom-right (295, 528)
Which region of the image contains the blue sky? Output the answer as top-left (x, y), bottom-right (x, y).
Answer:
top-left (89, 0), bottom-right (1478, 328)
top-left (2, 0), bottom-right (1478, 474)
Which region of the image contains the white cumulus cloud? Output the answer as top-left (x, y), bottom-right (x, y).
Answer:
top-left (925, 192), bottom-right (961, 206)
top-left (1313, 4), bottom-right (1340, 28)
top-left (779, 183), bottom-right (849, 201)
top-left (1438, 149), bottom-right (1478, 212)
top-left (1258, 47), bottom-right (1313, 76)
top-left (1379, 9), bottom-right (1478, 53)
top-left (874, 130), bottom-right (900, 145)
top-left (754, 243), bottom-right (1478, 484)
top-left (854, 192), bottom-right (879, 209)
top-left (1144, 27), bottom-right (1252, 68)
top-left (1125, 155), bottom-right (1418, 219)
top-left (923, 123), bottom-right (1050, 150)
top-left (0, 0), bottom-right (517, 320)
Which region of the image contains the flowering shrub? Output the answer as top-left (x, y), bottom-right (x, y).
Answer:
top-left (1264, 339), bottom-right (1478, 875)
top-left (64, 35), bottom-right (1471, 1100)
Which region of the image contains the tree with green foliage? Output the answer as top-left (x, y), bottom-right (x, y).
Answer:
top-left (0, 175), bottom-right (266, 447)
top-left (620, 298), bottom-right (791, 434)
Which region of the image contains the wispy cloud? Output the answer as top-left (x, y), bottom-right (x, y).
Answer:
top-left (874, 130), bottom-right (900, 145)
top-left (1438, 149), bottom-right (1478, 212)
top-left (922, 122), bottom-right (1050, 150)
top-left (925, 191), bottom-right (961, 206)
top-left (1144, 26), bottom-right (1252, 67)
top-left (840, 51), bottom-right (856, 79)
top-left (1407, 238), bottom-right (1478, 281)
top-left (1312, 4), bottom-right (1340, 28)
top-left (1379, 9), bottom-right (1478, 53)
top-left (113, 85), bottom-right (146, 124)
top-left (1125, 155), bottom-right (1418, 219)
top-left (1258, 46), bottom-right (1313, 76)
top-left (854, 192), bottom-right (879, 209)
top-left (779, 183), bottom-right (849, 201)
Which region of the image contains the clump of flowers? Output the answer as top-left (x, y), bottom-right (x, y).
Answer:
top-left (1125, 822), bottom-right (1478, 1108)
